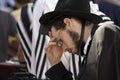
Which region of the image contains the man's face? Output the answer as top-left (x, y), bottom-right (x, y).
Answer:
top-left (51, 26), bottom-right (80, 54)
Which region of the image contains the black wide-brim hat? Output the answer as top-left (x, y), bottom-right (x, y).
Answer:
top-left (39, 0), bottom-right (102, 34)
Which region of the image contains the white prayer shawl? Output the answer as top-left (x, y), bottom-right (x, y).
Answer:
top-left (17, 3), bottom-right (33, 73)
top-left (32, 0), bottom-right (59, 79)
top-left (18, 0), bottom-right (69, 79)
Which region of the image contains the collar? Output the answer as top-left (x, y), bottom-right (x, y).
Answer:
top-left (83, 35), bottom-right (92, 55)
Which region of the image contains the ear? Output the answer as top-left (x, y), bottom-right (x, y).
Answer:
top-left (63, 18), bottom-right (72, 29)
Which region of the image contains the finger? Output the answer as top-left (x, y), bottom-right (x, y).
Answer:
top-left (49, 37), bottom-right (57, 42)
top-left (45, 41), bottom-right (57, 49)
top-left (48, 42), bottom-right (57, 47)
top-left (49, 31), bottom-right (52, 38)
top-left (45, 42), bottom-right (57, 54)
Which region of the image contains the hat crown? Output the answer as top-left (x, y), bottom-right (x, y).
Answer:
top-left (55, 0), bottom-right (90, 13)
top-left (39, 0), bottom-right (102, 28)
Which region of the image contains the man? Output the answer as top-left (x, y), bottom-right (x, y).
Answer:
top-left (39, 0), bottom-right (120, 80)
top-left (17, 1), bottom-right (33, 74)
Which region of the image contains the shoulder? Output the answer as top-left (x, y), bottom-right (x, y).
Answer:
top-left (21, 3), bottom-right (33, 16)
top-left (0, 10), bottom-right (15, 22)
top-left (97, 23), bottom-right (120, 33)
top-left (20, 3), bottom-right (33, 24)
top-left (94, 23), bottom-right (120, 41)
top-left (0, 10), bottom-right (12, 18)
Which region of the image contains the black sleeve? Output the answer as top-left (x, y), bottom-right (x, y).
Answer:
top-left (46, 62), bottom-right (73, 80)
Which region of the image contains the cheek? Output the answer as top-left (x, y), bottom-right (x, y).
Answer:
top-left (61, 32), bottom-right (75, 48)
top-left (61, 44), bottom-right (67, 51)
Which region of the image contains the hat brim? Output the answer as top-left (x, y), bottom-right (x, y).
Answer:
top-left (39, 10), bottom-right (102, 35)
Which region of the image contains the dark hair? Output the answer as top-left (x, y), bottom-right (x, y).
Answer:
top-left (51, 16), bottom-right (66, 30)
top-left (51, 16), bottom-right (92, 30)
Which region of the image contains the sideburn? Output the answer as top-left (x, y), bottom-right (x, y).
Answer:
top-left (67, 30), bottom-right (85, 55)
top-left (67, 30), bottom-right (80, 51)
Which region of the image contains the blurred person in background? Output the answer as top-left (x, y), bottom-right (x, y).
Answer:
top-left (17, 0), bottom-right (69, 79)
top-left (0, 10), bottom-right (17, 62)
top-left (11, 0), bottom-right (33, 71)
top-left (11, 0), bottom-right (32, 21)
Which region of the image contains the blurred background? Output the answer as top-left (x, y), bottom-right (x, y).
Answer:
top-left (0, 0), bottom-right (120, 13)
top-left (0, 0), bottom-right (16, 12)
